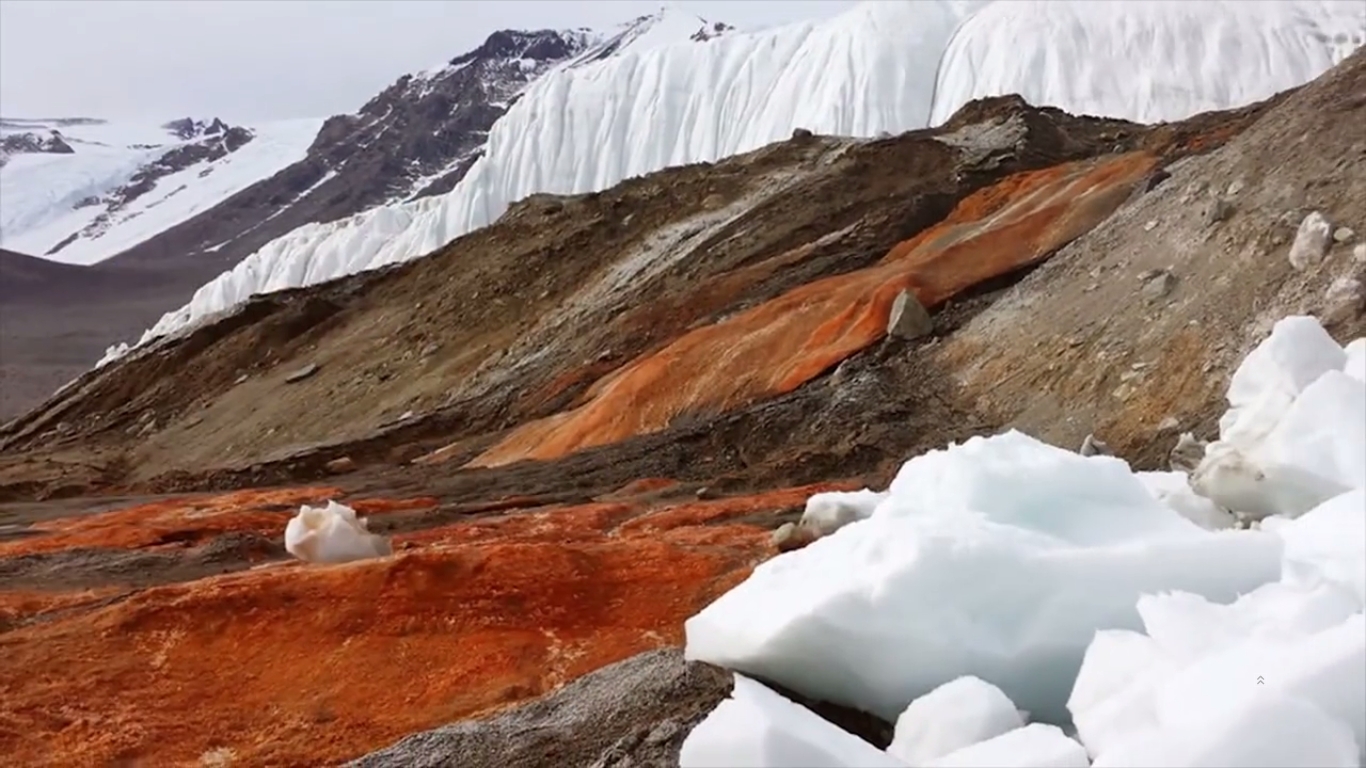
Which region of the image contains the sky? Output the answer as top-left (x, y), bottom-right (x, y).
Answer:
top-left (0, 0), bottom-right (855, 123)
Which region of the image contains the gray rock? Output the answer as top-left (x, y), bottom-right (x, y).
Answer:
top-left (347, 649), bottom-right (732, 768)
top-left (772, 522), bottom-right (817, 553)
top-left (1079, 434), bottom-right (1113, 457)
top-left (1141, 270), bottom-right (1178, 302)
top-left (1169, 432), bottom-right (1207, 474)
top-left (1334, 226), bottom-right (1355, 243)
top-left (1204, 198), bottom-right (1234, 225)
top-left (791, 127), bottom-right (814, 140)
top-left (886, 289), bottom-right (933, 340)
top-left (1322, 277), bottom-right (1365, 324)
top-left (285, 363), bottom-right (320, 383)
top-left (325, 456), bottom-right (357, 475)
top-left (349, 648), bottom-right (893, 768)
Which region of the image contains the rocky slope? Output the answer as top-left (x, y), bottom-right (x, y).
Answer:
top-left (0, 49), bottom-right (1363, 767)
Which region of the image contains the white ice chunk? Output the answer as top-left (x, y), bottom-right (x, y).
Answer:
top-left (685, 431), bottom-right (1283, 725)
top-left (1343, 338), bottom-right (1366, 383)
top-left (1195, 369), bottom-right (1366, 520)
top-left (800, 488), bottom-right (890, 537)
top-left (925, 723), bottom-right (1089, 768)
top-left (1090, 693), bottom-right (1360, 768)
top-left (1137, 471), bottom-right (1236, 530)
top-left (1263, 489), bottom-right (1366, 604)
top-left (283, 500), bottom-right (393, 564)
top-left (1065, 629), bottom-right (1170, 758)
top-left (887, 675), bottom-right (1023, 766)
top-left (679, 675), bottom-right (907, 768)
top-left (1071, 582), bottom-right (1366, 765)
top-left (1219, 315), bottom-right (1346, 444)
top-left (1194, 316), bottom-right (1365, 522)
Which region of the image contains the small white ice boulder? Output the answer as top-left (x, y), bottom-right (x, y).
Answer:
top-left (887, 675), bottom-right (1023, 766)
top-left (283, 500), bottom-right (392, 564)
top-left (800, 488), bottom-right (889, 537)
top-left (679, 675), bottom-right (906, 768)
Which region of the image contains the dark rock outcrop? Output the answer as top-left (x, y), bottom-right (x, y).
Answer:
top-left (161, 117), bottom-right (231, 140)
top-left (0, 130), bottom-right (74, 165)
top-left (350, 649), bottom-right (732, 768)
top-left (45, 124), bottom-right (259, 257)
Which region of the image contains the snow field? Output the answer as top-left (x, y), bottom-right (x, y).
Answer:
top-left (680, 314), bottom-right (1366, 767)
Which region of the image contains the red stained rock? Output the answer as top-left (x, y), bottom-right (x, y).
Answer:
top-left (0, 488), bottom-right (437, 558)
top-left (0, 483), bottom-right (831, 766)
top-left (469, 153), bottom-right (1158, 468)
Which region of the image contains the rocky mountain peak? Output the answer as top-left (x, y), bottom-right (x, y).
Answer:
top-left (0, 129), bottom-right (74, 166)
top-left (448, 28), bottom-right (586, 69)
top-left (162, 117), bottom-right (232, 140)
top-left (691, 20), bottom-right (735, 42)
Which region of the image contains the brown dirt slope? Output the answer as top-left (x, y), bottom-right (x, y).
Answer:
top-left (0, 93), bottom-right (1270, 497)
top-left (936, 47), bottom-right (1366, 468)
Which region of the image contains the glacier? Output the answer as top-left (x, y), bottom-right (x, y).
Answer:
top-left (105, 0), bottom-right (1366, 366)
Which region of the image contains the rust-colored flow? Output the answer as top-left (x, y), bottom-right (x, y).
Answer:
top-left (470, 152), bottom-right (1157, 468)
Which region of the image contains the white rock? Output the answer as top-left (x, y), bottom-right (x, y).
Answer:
top-left (1288, 211), bottom-right (1332, 270)
top-left (1322, 276), bottom-right (1364, 324)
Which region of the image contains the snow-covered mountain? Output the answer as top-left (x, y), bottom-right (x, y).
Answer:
top-left (0, 116), bottom-right (321, 265)
top-left (108, 0), bottom-right (1364, 366)
top-left (0, 8), bottom-right (722, 276)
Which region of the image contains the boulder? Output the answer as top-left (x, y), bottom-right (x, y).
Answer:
top-left (886, 290), bottom-right (933, 340)
top-left (348, 649), bottom-right (732, 768)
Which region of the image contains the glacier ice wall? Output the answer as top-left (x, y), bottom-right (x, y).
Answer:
top-left (930, 0), bottom-right (1366, 125)
top-left (110, 0), bottom-right (1365, 364)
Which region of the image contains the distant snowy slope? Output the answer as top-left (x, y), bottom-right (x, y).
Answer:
top-left (0, 117), bottom-right (321, 266)
top-left (930, 0), bottom-right (1366, 125)
top-left (112, 0), bottom-right (1366, 363)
